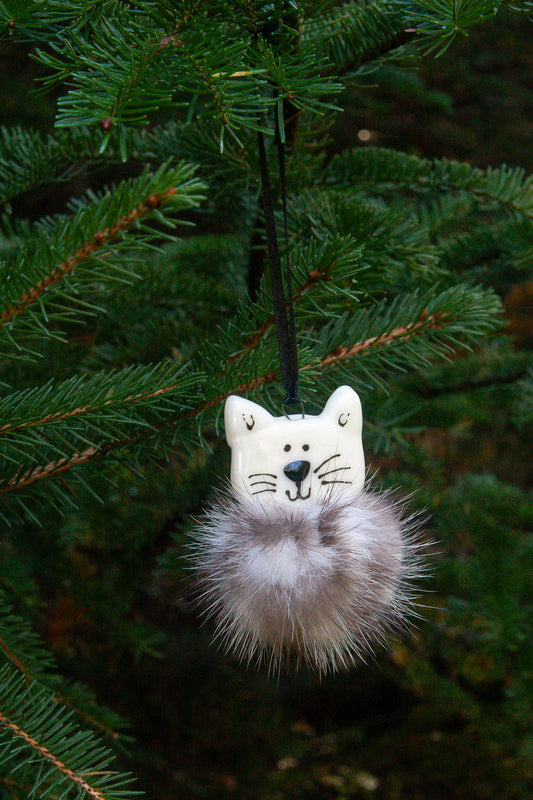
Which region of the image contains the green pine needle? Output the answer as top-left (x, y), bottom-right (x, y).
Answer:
top-left (0, 162), bottom-right (205, 361)
top-left (0, 666), bottom-right (138, 799)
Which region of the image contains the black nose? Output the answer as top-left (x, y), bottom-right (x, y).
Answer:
top-left (284, 460), bottom-right (310, 484)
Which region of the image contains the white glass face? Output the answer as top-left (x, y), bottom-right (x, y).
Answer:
top-left (224, 386), bottom-right (365, 507)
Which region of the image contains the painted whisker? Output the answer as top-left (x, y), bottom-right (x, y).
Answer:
top-left (313, 454), bottom-right (341, 474)
top-left (318, 466), bottom-right (351, 479)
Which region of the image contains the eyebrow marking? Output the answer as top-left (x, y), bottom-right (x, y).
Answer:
top-left (314, 454), bottom-right (340, 474)
top-left (243, 413), bottom-right (255, 431)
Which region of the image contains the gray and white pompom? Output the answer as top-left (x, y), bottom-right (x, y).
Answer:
top-left (190, 487), bottom-right (426, 673)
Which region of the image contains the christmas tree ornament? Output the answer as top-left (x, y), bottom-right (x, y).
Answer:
top-left (191, 97), bottom-right (426, 673)
top-left (191, 386), bottom-right (425, 673)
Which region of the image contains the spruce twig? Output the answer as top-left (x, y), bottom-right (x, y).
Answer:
top-left (0, 188), bottom-right (177, 328)
top-left (317, 309), bottom-right (440, 368)
top-left (236, 264), bottom-right (334, 360)
top-left (0, 710), bottom-right (108, 800)
top-left (0, 376), bottom-right (186, 435)
top-left (327, 148), bottom-right (533, 217)
top-left (0, 668), bottom-right (135, 799)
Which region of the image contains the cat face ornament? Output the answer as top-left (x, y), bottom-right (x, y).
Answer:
top-left (225, 385), bottom-right (365, 507)
top-left (191, 385), bottom-right (424, 673)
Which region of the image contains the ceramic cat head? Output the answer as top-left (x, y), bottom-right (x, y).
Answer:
top-left (225, 386), bottom-right (365, 508)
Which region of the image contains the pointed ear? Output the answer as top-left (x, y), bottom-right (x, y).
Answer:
top-left (224, 395), bottom-right (274, 446)
top-left (321, 386), bottom-right (363, 435)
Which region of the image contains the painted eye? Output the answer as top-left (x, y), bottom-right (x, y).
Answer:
top-left (302, 444), bottom-right (310, 451)
top-left (284, 444), bottom-right (291, 452)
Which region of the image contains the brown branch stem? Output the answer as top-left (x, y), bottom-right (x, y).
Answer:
top-left (232, 266), bottom-right (333, 362)
top-left (0, 188), bottom-right (177, 329)
top-left (0, 710), bottom-right (108, 800)
top-left (0, 381), bottom-right (181, 436)
top-left (3, 445), bottom-right (107, 493)
top-left (315, 309), bottom-right (440, 369)
top-left (0, 636), bottom-right (28, 676)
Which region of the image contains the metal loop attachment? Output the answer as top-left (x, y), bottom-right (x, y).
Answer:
top-left (282, 400), bottom-right (305, 419)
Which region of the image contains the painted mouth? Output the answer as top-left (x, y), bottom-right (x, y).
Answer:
top-left (285, 484), bottom-right (311, 502)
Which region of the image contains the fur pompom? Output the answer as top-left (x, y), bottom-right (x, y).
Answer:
top-left (190, 487), bottom-right (426, 673)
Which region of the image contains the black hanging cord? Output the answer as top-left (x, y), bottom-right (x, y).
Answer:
top-left (257, 99), bottom-right (300, 406)
top-left (274, 92), bottom-right (299, 400)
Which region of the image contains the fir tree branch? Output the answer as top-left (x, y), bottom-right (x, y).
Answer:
top-left (37, 12), bottom-right (176, 128)
top-left (303, 0), bottom-right (415, 75)
top-left (316, 308), bottom-right (440, 368)
top-left (172, 38), bottom-right (237, 127)
top-left (0, 710), bottom-right (109, 800)
top-left (0, 126), bottom-right (101, 206)
top-left (0, 644), bottom-right (122, 742)
top-left (1, 445), bottom-right (107, 493)
top-left (0, 370), bottom-right (189, 435)
top-left (236, 264), bottom-right (334, 361)
top-left (0, 362), bottom-right (203, 484)
top-left (188, 372), bottom-right (279, 414)
top-left (286, 188), bottom-right (439, 279)
top-left (0, 595), bottom-right (56, 680)
top-left (392, 0), bottom-right (503, 54)
top-left (0, 667), bottom-right (136, 798)
top-left (54, 693), bottom-right (121, 743)
top-left (0, 122), bottom-right (227, 209)
top-left (31, 5), bottom-right (341, 143)
top-left (326, 147), bottom-right (533, 217)
top-left (0, 163), bottom-right (205, 362)
top-left (0, 187), bottom-right (177, 329)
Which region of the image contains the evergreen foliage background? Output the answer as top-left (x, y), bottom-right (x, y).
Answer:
top-left (0, 2), bottom-right (532, 798)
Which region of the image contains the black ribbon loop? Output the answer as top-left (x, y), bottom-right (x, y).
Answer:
top-left (257, 97), bottom-right (300, 406)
